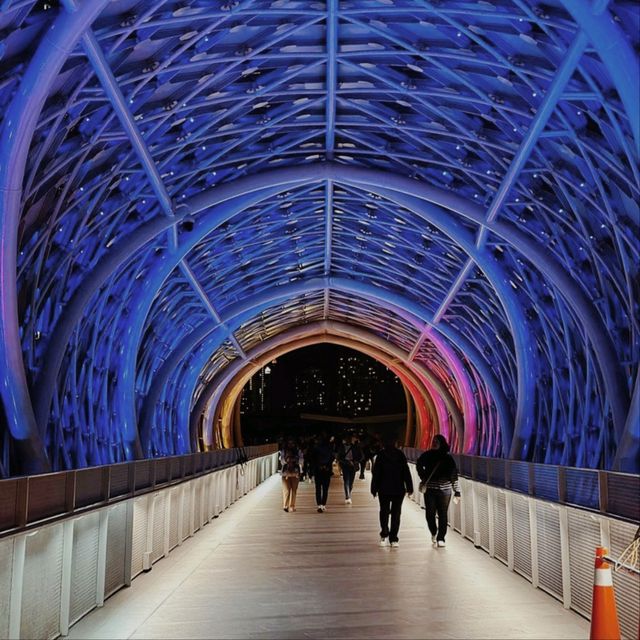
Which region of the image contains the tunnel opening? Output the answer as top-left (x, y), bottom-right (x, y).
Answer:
top-left (237, 344), bottom-right (407, 446)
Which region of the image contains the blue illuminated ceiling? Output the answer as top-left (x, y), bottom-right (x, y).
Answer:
top-left (0, 0), bottom-right (638, 476)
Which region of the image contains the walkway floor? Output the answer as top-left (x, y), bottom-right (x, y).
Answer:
top-left (67, 472), bottom-right (589, 639)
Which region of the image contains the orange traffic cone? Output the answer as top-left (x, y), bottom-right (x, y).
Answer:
top-left (589, 547), bottom-right (621, 640)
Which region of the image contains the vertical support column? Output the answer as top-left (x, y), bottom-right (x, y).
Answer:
top-left (558, 505), bottom-right (572, 610)
top-left (96, 509), bottom-right (110, 607)
top-left (163, 492), bottom-right (171, 558)
top-left (472, 483), bottom-right (481, 547)
top-left (487, 487), bottom-right (495, 557)
top-left (124, 501), bottom-right (134, 587)
top-left (459, 479), bottom-right (466, 536)
top-left (177, 486), bottom-right (185, 545)
top-left (189, 482), bottom-right (196, 536)
top-left (143, 495), bottom-right (157, 571)
top-left (506, 493), bottom-right (514, 571)
top-left (599, 516), bottom-right (611, 550)
top-left (9, 535), bottom-right (27, 640)
top-left (529, 499), bottom-right (539, 588)
top-left (59, 519), bottom-right (75, 636)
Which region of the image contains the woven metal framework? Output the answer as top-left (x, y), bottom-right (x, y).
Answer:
top-left (0, 0), bottom-right (637, 476)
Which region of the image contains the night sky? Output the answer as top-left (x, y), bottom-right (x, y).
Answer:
top-left (247, 344), bottom-right (406, 416)
top-left (241, 344), bottom-right (407, 442)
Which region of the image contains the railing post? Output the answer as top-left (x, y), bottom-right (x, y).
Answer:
top-left (15, 478), bottom-right (28, 529)
top-left (487, 486), bottom-right (495, 557)
top-left (177, 485), bottom-right (185, 545)
top-left (558, 505), bottom-right (572, 609)
top-left (557, 466), bottom-right (567, 504)
top-left (163, 491), bottom-right (171, 558)
top-left (59, 519), bottom-right (75, 636)
top-left (65, 471), bottom-right (77, 514)
top-left (143, 495), bottom-right (157, 571)
top-left (472, 483), bottom-right (481, 547)
top-left (8, 534), bottom-right (27, 639)
top-left (128, 462), bottom-right (136, 497)
top-left (96, 508), bottom-right (109, 606)
top-left (123, 501), bottom-right (134, 587)
top-left (505, 492), bottom-right (514, 571)
top-left (529, 499), bottom-right (539, 588)
top-left (598, 470), bottom-right (608, 513)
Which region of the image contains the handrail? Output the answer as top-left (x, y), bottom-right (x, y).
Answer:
top-left (0, 444), bottom-right (277, 538)
top-left (403, 449), bottom-right (639, 525)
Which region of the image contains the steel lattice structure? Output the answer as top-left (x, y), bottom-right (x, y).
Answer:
top-left (0, 0), bottom-right (637, 477)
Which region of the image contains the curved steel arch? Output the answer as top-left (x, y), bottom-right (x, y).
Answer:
top-left (138, 275), bottom-right (512, 458)
top-left (25, 159), bottom-right (624, 463)
top-left (0, 1), bottom-right (637, 476)
top-left (215, 335), bottom-right (436, 449)
top-left (195, 321), bottom-right (459, 451)
top-left (213, 334), bottom-right (434, 449)
top-left (0, 0), bottom-right (110, 472)
top-left (33, 164), bottom-right (530, 459)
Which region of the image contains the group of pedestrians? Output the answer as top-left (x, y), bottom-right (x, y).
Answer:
top-left (279, 434), bottom-right (375, 512)
top-left (278, 431), bottom-right (461, 550)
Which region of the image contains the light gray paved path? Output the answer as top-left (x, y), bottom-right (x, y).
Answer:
top-left (67, 472), bottom-right (589, 639)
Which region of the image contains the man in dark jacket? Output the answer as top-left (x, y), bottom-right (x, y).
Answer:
top-left (370, 434), bottom-right (413, 547)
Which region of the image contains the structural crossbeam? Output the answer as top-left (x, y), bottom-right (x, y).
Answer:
top-left (420, 30), bottom-right (589, 339)
top-left (325, 0), bottom-right (338, 160)
top-left (179, 261), bottom-right (247, 359)
top-left (70, 15), bottom-right (175, 218)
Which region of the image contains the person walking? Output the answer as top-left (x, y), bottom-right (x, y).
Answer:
top-left (359, 437), bottom-right (373, 479)
top-left (311, 435), bottom-right (334, 512)
top-left (337, 434), bottom-right (363, 503)
top-left (370, 434), bottom-right (413, 547)
top-left (281, 453), bottom-right (301, 512)
top-left (416, 434), bottom-right (461, 547)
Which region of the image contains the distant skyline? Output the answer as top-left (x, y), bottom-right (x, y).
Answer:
top-left (241, 344), bottom-right (405, 418)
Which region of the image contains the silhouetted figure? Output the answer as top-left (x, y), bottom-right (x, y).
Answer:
top-left (337, 434), bottom-right (363, 503)
top-left (311, 436), bottom-right (334, 512)
top-left (371, 435), bottom-right (413, 547)
top-left (416, 434), bottom-right (461, 547)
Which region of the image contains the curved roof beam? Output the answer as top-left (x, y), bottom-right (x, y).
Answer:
top-left (351, 180), bottom-right (629, 444)
top-left (213, 331), bottom-right (434, 450)
top-left (195, 321), bottom-right (457, 450)
top-left (139, 281), bottom-right (478, 454)
top-left (16, 163), bottom-right (626, 461)
top-left (0, 0), bottom-right (110, 472)
top-left (140, 275), bottom-right (510, 455)
top-left (33, 187), bottom-right (285, 439)
top-left (433, 30), bottom-right (588, 322)
top-left (195, 321), bottom-right (463, 448)
top-left (560, 0), bottom-right (640, 152)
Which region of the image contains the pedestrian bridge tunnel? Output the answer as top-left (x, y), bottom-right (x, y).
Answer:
top-left (0, 0), bottom-right (638, 478)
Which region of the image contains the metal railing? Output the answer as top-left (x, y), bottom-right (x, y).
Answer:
top-left (0, 444), bottom-right (277, 538)
top-left (403, 449), bottom-right (640, 525)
